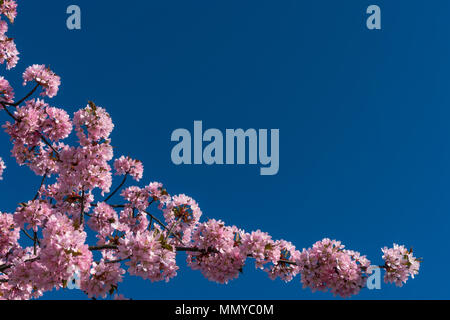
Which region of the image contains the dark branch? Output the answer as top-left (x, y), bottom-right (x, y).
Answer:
top-left (6, 82), bottom-right (40, 107)
top-left (103, 174), bottom-right (128, 203)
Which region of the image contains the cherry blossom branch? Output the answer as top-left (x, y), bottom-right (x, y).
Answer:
top-left (0, 102), bottom-right (18, 121)
top-left (0, 257), bottom-right (39, 273)
top-left (0, 2), bottom-right (421, 300)
top-left (33, 231), bottom-right (38, 255)
top-left (88, 245), bottom-right (118, 251)
top-left (32, 171), bottom-right (48, 201)
top-left (21, 228), bottom-right (34, 242)
top-left (105, 256), bottom-right (130, 264)
top-left (2, 82), bottom-right (39, 107)
top-left (0, 101), bottom-right (61, 160)
top-left (79, 189), bottom-right (85, 228)
top-left (144, 210), bottom-right (183, 243)
top-left (103, 174), bottom-right (128, 203)
top-left (38, 133), bottom-right (61, 160)
top-left (87, 244), bottom-right (298, 266)
top-left (165, 216), bottom-right (183, 241)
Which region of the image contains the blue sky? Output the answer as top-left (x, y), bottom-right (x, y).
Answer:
top-left (1, 0), bottom-right (449, 299)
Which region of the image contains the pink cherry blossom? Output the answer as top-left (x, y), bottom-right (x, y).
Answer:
top-left (264, 240), bottom-right (301, 282)
top-left (0, 0), bottom-right (17, 23)
top-left (121, 186), bottom-right (151, 211)
top-left (164, 194), bottom-right (202, 243)
top-left (23, 65), bottom-right (60, 98)
top-left (187, 219), bottom-right (247, 284)
top-left (39, 214), bottom-right (93, 288)
top-left (73, 103), bottom-right (114, 146)
top-left (0, 19), bottom-right (19, 69)
top-left (241, 230), bottom-right (280, 270)
top-left (117, 228), bottom-right (178, 282)
top-left (81, 253), bottom-right (125, 299)
top-left (42, 106), bottom-right (72, 141)
top-left (88, 202), bottom-right (119, 238)
top-left (0, 76), bottom-right (14, 103)
top-left (382, 244), bottom-right (421, 287)
top-left (114, 156), bottom-right (144, 181)
top-left (296, 239), bottom-right (371, 298)
top-left (0, 157), bottom-right (5, 180)
top-left (13, 200), bottom-right (54, 232)
top-left (0, 211), bottom-right (19, 256)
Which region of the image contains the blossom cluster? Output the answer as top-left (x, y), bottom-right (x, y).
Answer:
top-left (0, 157), bottom-right (5, 180)
top-left (0, 18), bottom-right (18, 69)
top-left (0, 211), bottom-right (19, 256)
top-left (163, 194), bottom-right (202, 243)
top-left (117, 227), bottom-right (178, 282)
top-left (81, 251), bottom-right (125, 299)
top-left (0, 76), bottom-right (14, 103)
top-left (297, 239), bottom-right (371, 298)
top-left (382, 244), bottom-right (421, 287)
top-left (0, 0), bottom-right (17, 23)
top-left (23, 64), bottom-right (61, 98)
top-left (3, 98), bottom-right (72, 176)
top-left (187, 219), bottom-right (247, 284)
top-left (14, 200), bottom-right (54, 232)
top-left (114, 156), bottom-right (144, 181)
top-left (0, 0), bottom-right (421, 300)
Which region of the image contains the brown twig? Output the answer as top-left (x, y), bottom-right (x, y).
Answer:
top-left (103, 174), bottom-right (127, 203)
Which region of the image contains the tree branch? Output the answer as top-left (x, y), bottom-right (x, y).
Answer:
top-left (2, 82), bottom-right (40, 107)
top-left (103, 174), bottom-right (127, 203)
top-left (32, 171), bottom-right (48, 201)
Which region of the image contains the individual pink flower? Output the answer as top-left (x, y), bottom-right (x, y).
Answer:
top-left (0, 211), bottom-right (19, 256)
top-left (117, 228), bottom-right (178, 282)
top-left (23, 64), bottom-right (61, 98)
top-left (0, 75), bottom-right (14, 102)
top-left (296, 239), bottom-right (371, 298)
top-left (264, 240), bottom-right (301, 283)
top-left (73, 103), bottom-right (114, 145)
top-left (118, 208), bottom-right (150, 234)
top-left (0, 0), bottom-right (18, 23)
top-left (4, 99), bottom-right (72, 143)
top-left (4, 99), bottom-right (47, 146)
top-left (114, 156), bottom-right (144, 181)
top-left (0, 157), bottom-right (5, 180)
top-left (39, 213), bottom-right (93, 288)
top-left (57, 143), bottom-right (113, 195)
top-left (0, 19), bottom-right (19, 69)
top-left (187, 219), bottom-right (247, 284)
top-left (2, 245), bottom-right (61, 300)
top-left (41, 106), bottom-right (73, 141)
top-left (145, 182), bottom-right (170, 209)
top-left (121, 186), bottom-right (151, 211)
top-left (88, 202), bottom-right (119, 238)
top-left (10, 140), bottom-right (60, 176)
top-left (13, 200), bottom-right (54, 232)
top-left (81, 253), bottom-right (125, 299)
top-left (163, 194), bottom-right (202, 243)
top-left (241, 230), bottom-right (280, 270)
top-left (3, 99), bottom-right (72, 177)
top-left (382, 244), bottom-right (421, 287)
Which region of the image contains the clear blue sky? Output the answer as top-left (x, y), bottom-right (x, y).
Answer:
top-left (1, 0), bottom-right (448, 299)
